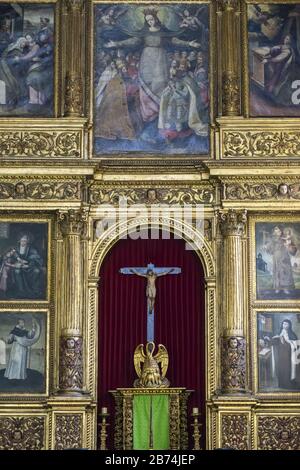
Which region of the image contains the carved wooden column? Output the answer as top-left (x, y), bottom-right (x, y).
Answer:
top-left (64, 0), bottom-right (85, 116)
top-left (218, 209), bottom-right (247, 393)
top-left (218, 0), bottom-right (241, 115)
top-left (58, 209), bottom-right (88, 394)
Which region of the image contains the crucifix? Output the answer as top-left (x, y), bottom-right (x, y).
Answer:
top-left (119, 263), bottom-right (181, 342)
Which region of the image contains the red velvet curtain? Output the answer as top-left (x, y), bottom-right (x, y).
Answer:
top-left (98, 232), bottom-right (205, 448)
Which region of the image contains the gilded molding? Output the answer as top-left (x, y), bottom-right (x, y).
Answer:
top-left (0, 416), bottom-right (45, 450)
top-left (89, 185), bottom-right (215, 206)
top-left (221, 336), bottom-right (246, 393)
top-left (55, 414), bottom-right (83, 449)
top-left (223, 131), bottom-right (300, 159)
top-left (224, 181), bottom-right (300, 200)
top-left (0, 131), bottom-right (80, 158)
top-left (0, 180), bottom-right (81, 200)
top-left (258, 416), bottom-right (300, 450)
top-left (221, 414), bottom-right (249, 450)
top-left (124, 396), bottom-right (133, 450)
top-left (169, 395), bottom-right (180, 450)
top-left (217, 209), bottom-right (247, 237)
top-left (59, 336), bottom-right (83, 392)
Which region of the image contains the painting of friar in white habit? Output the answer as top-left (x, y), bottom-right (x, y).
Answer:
top-left (257, 313), bottom-right (300, 391)
top-left (255, 222), bottom-right (300, 300)
top-left (248, 3), bottom-right (300, 116)
top-left (0, 312), bottom-right (46, 393)
top-left (0, 222), bottom-right (48, 301)
top-left (94, 4), bottom-right (210, 155)
top-left (0, 3), bottom-right (54, 116)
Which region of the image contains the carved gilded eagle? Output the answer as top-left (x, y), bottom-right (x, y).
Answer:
top-left (133, 342), bottom-right (170, 388)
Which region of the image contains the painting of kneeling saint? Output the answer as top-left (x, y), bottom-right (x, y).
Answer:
top-left (248, 3), bottom-right (300, 116)
top-left (94, 3), bottom-right (210, 155)
top-left (255, 222), bottom-right (300, 300)
top-left (0, 3), bottom-right (54, 116)
top-left (0, 312), bottom-right (46, 394)
top-left (0, 222), bottom-right (48, 301)
top-left (257, 312), bottom-right (300, 392)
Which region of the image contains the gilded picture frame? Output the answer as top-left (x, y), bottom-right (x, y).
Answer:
top-left (250, 214), bottom-right (300, 305)
top-left (252, 308), bottom-right (300, 397)
top-left (0, 0), bottom-right (61, 119)
top-left (0, 308), bottom-right (49, 398)
top-left (0, 217), bottom-right (51, 303)
top-left (242, 0), bottom-right (300, 118)
top-left (89, 0), bottom-right (216, 162)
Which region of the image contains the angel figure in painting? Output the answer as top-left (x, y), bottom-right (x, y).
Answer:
top-left (134, 342), bottom-right (170, 388)
top-left (177, 7), bottom-right (206, 30)
top-left (98, 6), bottom-right (128, 27)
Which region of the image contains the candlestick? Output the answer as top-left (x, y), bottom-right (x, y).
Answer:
top-left (98, 408), bottom-right (109, 450)
top-left (101, 407), bottom-right (108, 414)
top-left (191, 408), bottom-right (202, 450)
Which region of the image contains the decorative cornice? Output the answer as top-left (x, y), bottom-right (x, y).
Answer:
top-left (224, 181), bottom-right (300, 200)
top-left (0, 180), bottom-right (81, 200)
top-left (89, 185), bottom-right (215, 206)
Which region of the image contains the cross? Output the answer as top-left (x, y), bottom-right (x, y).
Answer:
top-left (119, 263), bottom-right (181, 342)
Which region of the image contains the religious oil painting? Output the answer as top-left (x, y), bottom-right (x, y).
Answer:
top-left (93, 2), bottom-right (210, 156)
top-left (248, 2), bottom-right (300, 117)
top-left (257, 312), bottom-right (300, 392)
top-left (0, 222), bottom-right (49, 301)
top-left (255, 222), bottom-right (300, 301)
top-left (0, 3), bottom-right (55, 117)
top-left (0, 311), bottom-right (47, 394)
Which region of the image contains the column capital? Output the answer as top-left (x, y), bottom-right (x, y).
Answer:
top-left (217, 0), bottom-right (240, 12)
top-left (65, 0), bottom-right (84, 13)
top-left (217, 209), bottom-right (247, 237)
top-left (58, 208), bottom-right (88, 238)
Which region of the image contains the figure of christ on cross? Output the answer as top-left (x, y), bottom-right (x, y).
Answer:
top-left (119, 263), bottom-right (181, 342)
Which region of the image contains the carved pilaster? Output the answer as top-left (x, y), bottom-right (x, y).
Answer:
top-left (55, 414), bottom-right (83, 449)
top-left (59, 336), bottom-right (83, 391)
top-left (57, 209), bottom-right (88, 395)
top-left (221, 414), bottom-right (249, 450)
top-left (169, 395), bottom-right (180, 450)
top-left (218, 210), bottom-right (247, 393)
top-left (64, 0), bottom-right (84, 116)
top-left (124, 396), bottom-right (133, 450)
top-left (218, 0), bottom-right (241, 115)
top-left (221, 336), bottom-right (246, 392)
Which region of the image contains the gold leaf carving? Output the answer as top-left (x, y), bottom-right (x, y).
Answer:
top-left (0, 131), bottom-right (80, 158)
top-left (223, 131), bottom-right (300, 158)
top-left (0, 416), bottom-right (45, 450)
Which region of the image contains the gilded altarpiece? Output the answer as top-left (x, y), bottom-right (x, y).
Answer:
top-left (0, 0), bottom-right (299, 452)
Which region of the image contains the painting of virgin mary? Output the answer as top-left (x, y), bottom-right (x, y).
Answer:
top-left (94, 3), bottom-right (210, 156)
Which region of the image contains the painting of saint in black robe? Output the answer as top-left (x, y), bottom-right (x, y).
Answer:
top-left (0, 223), bottom-right (48, 300)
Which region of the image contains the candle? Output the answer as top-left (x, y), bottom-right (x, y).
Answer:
top-left (101, 407), bottom-right (108, 414)
top-left (192, 407), bottom-right (199, 414)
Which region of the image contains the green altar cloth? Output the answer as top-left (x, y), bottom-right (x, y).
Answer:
top-left (133, 395), bottom-right (169, 450)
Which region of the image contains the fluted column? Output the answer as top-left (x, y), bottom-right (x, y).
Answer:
top-left (64, 0), bottom-right (85, 116)
top-left (218, 209), bottom-right (247, 393)
top-left (218, 0), bottom-right (241, 115)
top-left (58, 209), bottom-right (88, 394)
